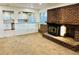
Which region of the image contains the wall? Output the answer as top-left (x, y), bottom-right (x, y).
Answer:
top-left (0, 5), bottom-right (38, 23)
top-left (0, 5), bottom-right (39, 38)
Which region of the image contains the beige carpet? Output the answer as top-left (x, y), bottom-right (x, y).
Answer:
top-left (0, 32), bottom-right (78, 55)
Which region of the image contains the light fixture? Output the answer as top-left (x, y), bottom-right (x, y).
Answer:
top-left (39, 3), bottom-right (42, 5)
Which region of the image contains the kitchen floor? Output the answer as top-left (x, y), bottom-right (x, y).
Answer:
top-left (0, 32), bottom-right (79, 55)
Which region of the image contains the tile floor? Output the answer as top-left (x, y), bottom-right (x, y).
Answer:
top-left (0, 32), bottom-right (79, 55)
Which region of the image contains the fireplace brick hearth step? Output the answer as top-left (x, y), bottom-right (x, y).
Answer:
top-left (43, 33), bottom-right (79, 51)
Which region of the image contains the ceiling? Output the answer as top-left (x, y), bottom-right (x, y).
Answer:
top-left (0, 3), bottom-right (76, 10)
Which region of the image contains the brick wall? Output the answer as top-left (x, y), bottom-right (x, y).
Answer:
top-left (75, 26), bottom-right (79, 41)
top-left (47, 4), bottom-right (79, 41)
top-left (61, 4), bottom-right (79, 25)
top-left (47, 4), bottom-right (79, 25)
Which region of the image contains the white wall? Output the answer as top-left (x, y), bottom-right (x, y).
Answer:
top-left (0, 5), bottom-right (39, 38)
top-left (0, 5), bottom-right (38, 23)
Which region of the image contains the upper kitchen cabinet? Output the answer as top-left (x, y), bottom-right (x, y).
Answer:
top-left (47, 4), bottom-right (79, 25)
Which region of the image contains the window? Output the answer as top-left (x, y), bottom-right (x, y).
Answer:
top-left (18, 12), bottom-right (29, 23)
top-left (40, 12), bottom-right (47, 24)
top-left (2, 10), bottom-right (14, 30)
top-left (3, 10), bottom-right (14, 20)
top-left (28, 13), bottom-right (36, 23)
top-left (40, 11), bottom-right (47, 24)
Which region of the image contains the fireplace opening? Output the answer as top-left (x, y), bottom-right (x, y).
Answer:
top-left (64, 25), bottom-right (75, 38)
top-left (48, 24), bottom-right (67, 36)
top-left (48, 23), bottom-right (76, 38)
top-left (48, 23), bottom-right (61, 36)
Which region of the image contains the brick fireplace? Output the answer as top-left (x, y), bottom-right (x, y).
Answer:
top-left (47, 3), bottom-right (79, 42)
top-left (43, 4), bottom-right (79, 51)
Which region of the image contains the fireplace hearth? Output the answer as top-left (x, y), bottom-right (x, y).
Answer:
top-left (43, 23), bottom-right (79, 51)
top-left (43, 4), bottom-right (79, 51)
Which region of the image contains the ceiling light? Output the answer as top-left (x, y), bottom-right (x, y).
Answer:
top-left (39, 3), bottom-right (42, 5)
